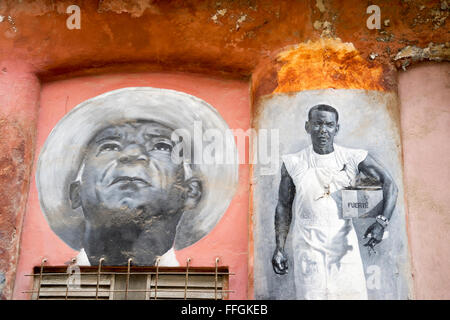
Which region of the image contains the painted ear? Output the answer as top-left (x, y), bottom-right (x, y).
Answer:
top-left (69, 181), bottom-right (82, 209)
top-left (305, 121), bottom-right (311, 134)
top-left (183, 177), bottom-right (202, 210)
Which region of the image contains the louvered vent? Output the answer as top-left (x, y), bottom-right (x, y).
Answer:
top-left (32, 273), bottom-right (114, 300)
top-left (28, 265), bottom-right (230, 300)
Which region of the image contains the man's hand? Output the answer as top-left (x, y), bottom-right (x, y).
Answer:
top-left (272, 248), bottom-right (289, 275)
top-left (363, 221), bottom-right (385, 250)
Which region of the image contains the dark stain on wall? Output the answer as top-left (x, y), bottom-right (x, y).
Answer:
top-left (0, 118), bottom-right (30, 299)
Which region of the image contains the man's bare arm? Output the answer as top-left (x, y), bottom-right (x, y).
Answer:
top-left (358, 154), bottom-right (398, 248)
top-left (272, 163), bottom-right (295, 274)
top-left (275, 163), bottom-right (296, 249)
top-left (358, 154), bottom-right (398, 220)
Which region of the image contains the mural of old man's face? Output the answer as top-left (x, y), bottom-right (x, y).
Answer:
top-left (69, 120), bottom-right (202, 265)
top-left (36, 88), bottom-right (238, 266)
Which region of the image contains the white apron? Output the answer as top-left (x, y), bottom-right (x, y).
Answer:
top-left (282, 144), bottom-right (368, 300)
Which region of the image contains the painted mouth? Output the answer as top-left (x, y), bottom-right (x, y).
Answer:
top-left (110, 176), bottom-right (151, 186)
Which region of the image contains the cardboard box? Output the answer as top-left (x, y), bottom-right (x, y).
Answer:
top-left (341, 187), bottom-right (383, 219)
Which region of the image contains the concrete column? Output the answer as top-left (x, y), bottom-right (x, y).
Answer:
top-left (398, 62), bottom-right (450, 299)
top-left (0, 61), bottom-right (40, 299)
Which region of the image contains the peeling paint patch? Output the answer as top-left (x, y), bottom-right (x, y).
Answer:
top-left (431, 6), bottom-right (448, 29)
top-left (211, 8), bottom-right (227, 24)
top-left (98, 0), bottom-right (161, 17)
top-left (274, 39), bottom-right (385, 93)
top-left (236, 14), bottom-right (246, 24)
top-left (3, 15), bottom-right (17, 39)
top-left (408, 0), bottom-right (449, 29)
top-left (313, 20), bottom-right (322, 30)
top-left (0, 0), bottom-right (68, 16)
top-left (433, 0), bottom-right (449, 28)
top-left (313, 20), bottom-right (333, 38)
top-left (316, 0), bottom-right (326, 13)
top-left (235, 14), bottom-right (247, 30)
top-left (376, 30), bottom-right (394, 43)
top-left (311, 0), bottom-right (337, 38)
top-left (7, 16), bottom-right (15, 30)
top-left (320, 21), bottom-right (333, 38)
top-left (394, 43), bottom-right (450, 70)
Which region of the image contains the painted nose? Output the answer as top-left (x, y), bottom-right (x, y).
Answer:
top-left (118, 144), bottom-right (149, 164)
top-left (319, 124), bottom-right (327, 133)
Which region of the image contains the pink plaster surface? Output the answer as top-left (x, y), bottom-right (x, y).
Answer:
top-left (12, 72), bottom-right (250, 300)
top-left (398, 62), bottom-right (450, 299)
top-left (0, 61), bottom-right (40, 299)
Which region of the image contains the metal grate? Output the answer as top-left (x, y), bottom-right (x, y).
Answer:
top-left (25, 258), bottom-right (232, 300)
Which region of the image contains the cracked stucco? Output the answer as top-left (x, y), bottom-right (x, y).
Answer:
top-left (312, 0), bottom-right (336, 38)
top-left (395, 43), bottom-right (450, 70)
top-left (307, 0), bottom-right (449, 68)
top-left (98, 0), bottom-right (161, 17)
top-left (211, 8), bottom-right (227, 24)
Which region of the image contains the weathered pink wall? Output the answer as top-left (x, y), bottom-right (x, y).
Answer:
top-left (398, 62), bottom-right (450, 300)
top-left (12, 71), bottom-right (250, 300)
top-left (0, 61), bottom-right (40, 300)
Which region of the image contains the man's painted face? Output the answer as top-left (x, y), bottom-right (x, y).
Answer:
top-left (306, 110), bottom-right (339, 152)
top-left (75, 121), bottom-right (188, 222)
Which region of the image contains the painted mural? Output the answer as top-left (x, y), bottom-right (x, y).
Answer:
top-left (36, 87), bottom-right (239, 266)
top-left (252, 89), bottom-right (412, 300)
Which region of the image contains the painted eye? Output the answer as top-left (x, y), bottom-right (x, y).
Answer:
top-left (99, 143), bottom-right (121, 153)
top-left (152, 142), bottom-right (173, 152)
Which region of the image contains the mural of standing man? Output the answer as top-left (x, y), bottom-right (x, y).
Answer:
top-left (272, 104), bottom-right (398, 299)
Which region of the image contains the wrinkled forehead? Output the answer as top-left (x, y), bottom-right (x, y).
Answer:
top-left (91, 121), bottom-right (175, 145)
top-left (309, 110), bottom-right (338, 122)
